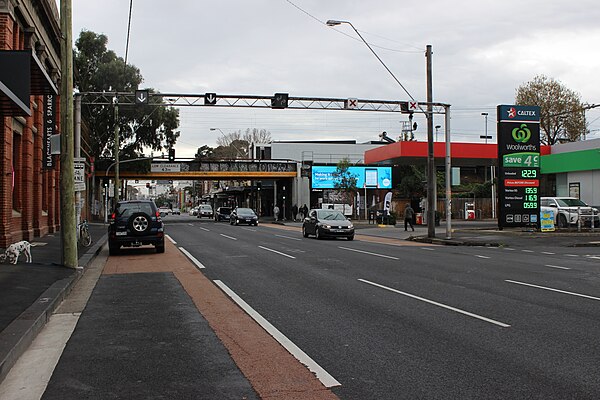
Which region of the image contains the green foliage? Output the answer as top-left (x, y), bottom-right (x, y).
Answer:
top-left (453, 181), bottom-right (493, 198)
top-left (515, 75), bottom-right (587, 145)
top-left (332, 158), bottom-right (358, 193)
top-left (74, 30), bottom-right (180, 159)
top-left (396, 165), bottom-right (426, 198)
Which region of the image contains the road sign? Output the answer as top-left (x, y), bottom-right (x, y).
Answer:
top-left (345, 98), bottom-right (358, 109)
top-left (74, 160), bottom-right (86, 192)
top-left (204, 93), bottom-right (217, 105)
top-left (271, 93), bottom-right (288, 109)
top-left (135, 90), bottom-right (149, 104)
top-left (151, 163), bottom-right (181, 173)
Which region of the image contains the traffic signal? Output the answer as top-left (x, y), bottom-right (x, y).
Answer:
top-left (168, 148), bottom-right (175, 162)
top-left (146, 182), bottom-right (150, 188)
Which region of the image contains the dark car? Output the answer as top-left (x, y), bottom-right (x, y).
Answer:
top-left (230, 207), bottom-right (259, 226)
top-left (108, 200), bottom-right (165, 255)
top-left (214, 206), bottom-right (232, 222)
top-left (302, 209), bottom-right (354, 240)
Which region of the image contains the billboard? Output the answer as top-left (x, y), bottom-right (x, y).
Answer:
top-left (497, 105), bottom-right (541, 229)
top-left (311, 166), bottom-right (392, 189)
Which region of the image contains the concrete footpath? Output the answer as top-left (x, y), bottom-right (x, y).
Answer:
top-left (0, 218), bottom-right (598, 397)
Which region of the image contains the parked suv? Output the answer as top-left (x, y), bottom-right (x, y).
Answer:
top-left (108, 200), bottom-right (165, 255)
top-left (540, 197), bottom-right (600, 228)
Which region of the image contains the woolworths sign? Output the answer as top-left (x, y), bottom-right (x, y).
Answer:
top-left (497, 105), bottom-right (541, 230)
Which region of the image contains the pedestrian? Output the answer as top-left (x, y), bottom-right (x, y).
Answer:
top-left (404, 203), bottom-right (415, 231)
top-left (273, 205), bottom-right (280, 221)
top-left (301, 204), bottom-right (308, 220)
top-left (292, 204), bottom-right (298, 221)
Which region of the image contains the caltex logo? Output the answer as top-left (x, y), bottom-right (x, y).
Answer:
top-left (507, 107), bottom-right (517, 118)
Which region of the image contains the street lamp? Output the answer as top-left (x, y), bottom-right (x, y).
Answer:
top-left (210, 127), bottom-right (244, 158)
top-left (435, 125), bottom-right (441, 142)
top-left (327, 19), bottom-right (438, 238)
top-left (480, 112), bottom-right (491, 144)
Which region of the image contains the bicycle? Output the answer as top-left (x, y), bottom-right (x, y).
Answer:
top-left (77, 219), bottom-right (92, 247)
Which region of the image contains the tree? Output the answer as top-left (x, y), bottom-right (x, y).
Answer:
top-left (515, 75), bottom-right (587, 145)
top-left (332, 158), bottom-right (359, 216)
top-left (74, 30), bottom-right (180, 159)
top-left (194, 145), bottom-right (214, 160)
top-left (215, 128), bottom-right (272, 158)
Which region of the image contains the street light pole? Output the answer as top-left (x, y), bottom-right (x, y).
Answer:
top-left (327, 20), bottom-right (437, 237)
top-left (210, 127), bottom-right (244, 158)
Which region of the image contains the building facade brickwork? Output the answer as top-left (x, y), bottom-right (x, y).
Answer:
top-left (0, 0), bottom-right (61, 248)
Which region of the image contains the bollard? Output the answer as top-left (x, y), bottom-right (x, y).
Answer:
top-left (577, 207), bottom-right (581, 232)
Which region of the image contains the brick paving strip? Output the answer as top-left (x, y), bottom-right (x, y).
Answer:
top-left (103, 241), bottom-right (339, 400)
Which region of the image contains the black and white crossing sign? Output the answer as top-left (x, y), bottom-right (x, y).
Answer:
top-left (135, 90), bottom-right (149, 104)
top-left (204, 93), bottom-right (217, 105)
top-left (271, 93), bottom-right (289, 109)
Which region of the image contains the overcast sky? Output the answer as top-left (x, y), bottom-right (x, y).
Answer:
top-left (69, 0), bottom-right (600, 158)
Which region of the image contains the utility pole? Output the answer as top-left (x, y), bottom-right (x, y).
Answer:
top-left (59, 0), bottom-right (78, 268)
top-left (426, 45), bottom-right (436, 238)
top-left (113, 98), bottom-right (120, 201)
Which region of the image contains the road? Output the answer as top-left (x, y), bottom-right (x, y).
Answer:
top-left (168, 216), bottom-right (600, 399)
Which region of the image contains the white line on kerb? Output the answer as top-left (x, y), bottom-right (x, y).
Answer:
top-left (506, 280), bottom-right (600, 301)
top-left (545, 264), bottom-right (571, 270)
top-left (165, 234), bottom-right (177, 244)
top-left (338, 247), bottom-right (399, 260)
top-left (179, 247), bottom-right (206, 269)
top-left (213, 280), bottom-right (340, 388)
top-left (258, 246), bottom-right (296, 259)
top-left (220, 234), bottom-right (237, 240)
top-left (358, 279), bottom-right (511, 328)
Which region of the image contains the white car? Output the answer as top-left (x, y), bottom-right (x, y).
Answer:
top-left (171, 208), bottom-right (181, 215)
top-left (158, 207), bottom-right (172, 216)
top-left (197, 204), bottom-right (214, 219)
top-left (540, 197), bottom-right (600, 228)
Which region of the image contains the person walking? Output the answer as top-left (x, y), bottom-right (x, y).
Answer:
top-left (273, 205), bottom-right (280, 221)
top-left (300, 204), bottom-right (308, 220)
top-left (292, 204), bottom-right (298, 222)
top-left (404, 203), bottom-right (415, 231)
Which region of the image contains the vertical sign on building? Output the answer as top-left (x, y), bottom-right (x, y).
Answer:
top-left (43, 94), bottom-right (55, 168)
top-left (497, 105), bottom-right (541, 230)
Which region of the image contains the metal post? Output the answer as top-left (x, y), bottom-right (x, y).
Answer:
top-left (444, 105), bottom-right (452, 239)
top-left (74, 94), bottom-right (81, 227)
top-left (113, 98), bottom-right (120, 201)
top-left (59, 0), bottom-right (78, 268)
top-left (426, 45), bottom-right (436, 238)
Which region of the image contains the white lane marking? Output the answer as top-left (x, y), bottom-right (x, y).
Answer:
top-left (179, 247), bottom-right (206, 269)
top-left (541, 252), bottom-right (555, 255)
top-left (258, 245), bottom-right (296, 259)
top-left (421, 247), bottom-right (435, 251)
top-left (504, 248), bottom-right (516, 251)
top-left (358, 279), bottom-right (511, 328)
top-left (242, 227), bottom-right (257, 232)
top-left (506, 280), bottom-right (600, 301)
top-left (188, 223), bottom-right (194, 226)
top-left (199, 227), bottom-right (210, 232)
top-left (338, 246), bottom-right (399, 260)
top-left (165, 234), bottom-right (177, 244)
top-left (475, 255), bottom-right (490, 259)
top-left (220, 234), bottom-right (238, 241)
top-left (0, 313), bottom-right (80, 399)
top-left (589, 256), bottom-right (600, 260)
top-left (565, 254), bottom-right (579, 257)
top-left (275, 234), bottom-right (302, 241)
top-left (521, 250), bottom-right (534, 253)
top-left (545, 264), bottom-right (571, 270)
top-left (213, 280), bottom-right (340, 388)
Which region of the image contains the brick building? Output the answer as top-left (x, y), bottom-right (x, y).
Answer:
top-left (0, 0), bottom-right (62, 247)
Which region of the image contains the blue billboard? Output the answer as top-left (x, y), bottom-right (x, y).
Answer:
top-left (311, 166), bottom-right (392, 189)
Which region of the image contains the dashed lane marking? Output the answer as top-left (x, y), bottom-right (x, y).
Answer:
top-left (506, 279), bottom-right (600, 302)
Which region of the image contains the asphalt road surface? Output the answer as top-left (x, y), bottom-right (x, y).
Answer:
top-left (166, 217), bottom-right (600, 399)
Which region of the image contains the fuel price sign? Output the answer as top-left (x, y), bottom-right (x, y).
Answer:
top-left (497, 105), bottom-right (541, 229)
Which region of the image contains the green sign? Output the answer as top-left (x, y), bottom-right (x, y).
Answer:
top-left (502, 152), bottom-right (540, 168)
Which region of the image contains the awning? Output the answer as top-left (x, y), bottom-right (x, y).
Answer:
top-left (0, 50), bottom-right (30, 116)
top-left (0, 49), bottom-right (58, 116)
